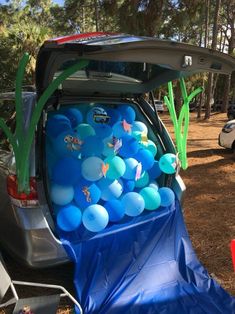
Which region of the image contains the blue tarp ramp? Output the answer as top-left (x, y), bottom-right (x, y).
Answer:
top-left (60, 201), bottom-right (235, 314)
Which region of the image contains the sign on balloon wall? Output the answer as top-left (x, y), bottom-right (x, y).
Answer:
top-left (46, 104), bottom-right (177, 234)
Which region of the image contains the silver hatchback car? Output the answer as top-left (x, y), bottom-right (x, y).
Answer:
top-left (0, 32), bottom-right (234, 268)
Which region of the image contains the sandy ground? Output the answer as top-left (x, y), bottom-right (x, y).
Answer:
top-left (1, 112), bottom-right (235, 313)
top-left (163, 112), bottom-right (235, 295)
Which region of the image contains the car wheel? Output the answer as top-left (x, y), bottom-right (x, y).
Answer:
top-left (232, 142), bottom-right (235, 154)
top-left (228, 113), bottom-right (235, 120)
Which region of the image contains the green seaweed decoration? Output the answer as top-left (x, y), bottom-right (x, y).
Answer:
top-left (164, 78), bottom-right (203, 170)
top-left (0, 53), bottom-right (89, 193)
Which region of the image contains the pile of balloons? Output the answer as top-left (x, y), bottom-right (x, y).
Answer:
top-left (46, 105), bottom-right (177, 233)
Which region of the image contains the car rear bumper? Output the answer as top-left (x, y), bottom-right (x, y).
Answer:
top-left (0, 203), bottom-right (69, 268)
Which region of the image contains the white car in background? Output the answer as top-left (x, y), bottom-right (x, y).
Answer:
top-left (219, 119), bottom-right (235, 153)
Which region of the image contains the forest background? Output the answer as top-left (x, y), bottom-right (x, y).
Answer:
top-left (0, 0), bottom-right (234, 119)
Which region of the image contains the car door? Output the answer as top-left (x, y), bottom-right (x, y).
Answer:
top-left (35, 33), bottom-right (235, 98)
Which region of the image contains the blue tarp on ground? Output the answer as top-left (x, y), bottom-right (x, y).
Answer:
top-left (59, 201), bottom-right (235, 314)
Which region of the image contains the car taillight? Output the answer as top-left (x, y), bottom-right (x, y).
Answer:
top-left (7, 175), bottom-right (39, 207)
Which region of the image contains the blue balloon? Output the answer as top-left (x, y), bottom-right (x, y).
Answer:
top-left (123, 158), bottom-right (139, 180)
top-left (57, 204), bottom-right (82, 232)
top-left (104, 155), bottom-right (126, 180)
top-left (118, 105), bottom-right (136, 123)
top-left (159, 153), bottom-right (177, 174)
top-left (81, 135), bottom-right (104, 157)
top-left (121, 192), bottom-right (145, 217)
top-left (158, 187), bottom-right (175, 207)
top-left (102, 136), bottom-right (116, 157)
top-left (133, 149), bottom-right (154, 171)
top-left (75, 124), bottom-right (95, 140)
top-left (46, 114), bottom-right (71, 138)
top-left (132, 121), bottom-right (148, 134)
top-left (148, 161), bottom-right (162, 180)
top-left (106, 108), bottom-right (121, 126)
top-left (122, 179), bottom-right (135, 192)
top-left (140, 187), bottom-right (161, 210)
top-left (62, 108), bottom-right (83, 128)
top-left (52, 157), bottom-right (82, 186)
top-left (81, 157), bottom-right (103, 181)
top-left (46, 141), bottom-right (58, 179)
top-left (104, 200), bottom-right (125, 222)
top-left (112, 121), bottom-right (131, 138)
top-left (98, 178), bottom-right (123, 201)
top-left (94, 124), bottom-right (113, 139)
top-left (135, 171), bottom-right (149, 188)
top-left (53, 130), bottom-right (83, 158)
top-left (86, 107), bottom-right (110, 126)
top-left (50, 184), bottom-right (74, 206)
top-left (118, 135), bottom-right (139, 158)
top-left (74, 181), bottom-right (101, 209)
top-left (82, 204), bottom-right (109, 232)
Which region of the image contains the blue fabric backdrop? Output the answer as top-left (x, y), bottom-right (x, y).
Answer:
top-left (60, 201), bottom-right (235, 314)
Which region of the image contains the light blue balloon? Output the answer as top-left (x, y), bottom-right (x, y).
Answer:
top-left (81, 135), bottom-right (104, 157)
top-left (50, 184), bottom-right (74, 206)
top-left (123, 158), bottom-right (139, 180)
top-left (81, 157), bottom-right (103, 181)
top-left (104, 200), bottom-right (125, 222)
top-left (74, 181), bottom-right (101, 209)
top-left (148, 181), bottom-right (159, 191)
top-left (98, 178), bottom-right (123, 201)
top-left (158, 187), bottom-right (175, 207)
top-left (104, 155), bottom-right (126, 180)
top-left (159, 153), bottom-right (177, 174)
top-left (82, 204), bottom-right (109, 232)
top-left (57, 204), bottom-right (82, 232)
top-left (135, 171), bottom-right (149, 188)
top-left (121, 192), bottom-right (145, 217)
top-left (132, 121), bottom-right (148, 134)
top-left (112, 121), bottom-right (131, 138)
top-left (53, 130), bottom-right (83, 158)
top-left (140, 187), bottom-right (161, 210)
top-left (75, 123), bottom-right (95, 140)
top-left (147, 140), bottom-right (157, 156)
top-left (102, 136), bottom-right (116, 157)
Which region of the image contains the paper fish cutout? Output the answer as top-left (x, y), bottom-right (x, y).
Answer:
top-left (102, 163), bottom-right (109, 177)
top-left (113, 138), bottom-right (122, 154)
top-left (135, 162), bottom-right (142, 181)
top-left (18, 305), bottom-right (34, 314)
top-left (140, 132), bottom-right (148, 144)
top-left (122, 119), bottom-right (132, 132)
top-left (82, 186), bottom-right (91, 202)
top-left (64, 135), bottom-right (83, 151)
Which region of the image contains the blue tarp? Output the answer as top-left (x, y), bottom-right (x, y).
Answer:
top-left (60, 201), bottom-right (235, 314)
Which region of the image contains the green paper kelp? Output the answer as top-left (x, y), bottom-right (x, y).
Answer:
top-left (0, 53), bottom-right (88, 193)
top-left (164, 78), bottom-right (203, 170)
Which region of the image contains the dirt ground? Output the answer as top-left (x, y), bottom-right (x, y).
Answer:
top-left (163, 112), bottom-right (235, 296)
top-left (1, 112), bottom-right (235, 313)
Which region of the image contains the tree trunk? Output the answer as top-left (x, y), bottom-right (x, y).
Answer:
top-left (221, 2), bottom-right (235, 113)
top-left (204, 0), bottom-right (221, 119)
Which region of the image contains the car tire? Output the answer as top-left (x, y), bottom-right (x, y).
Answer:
top-left (228, 114), bottom-right (234, 121)
top-left (232, 141), bottom-right (235, 154)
